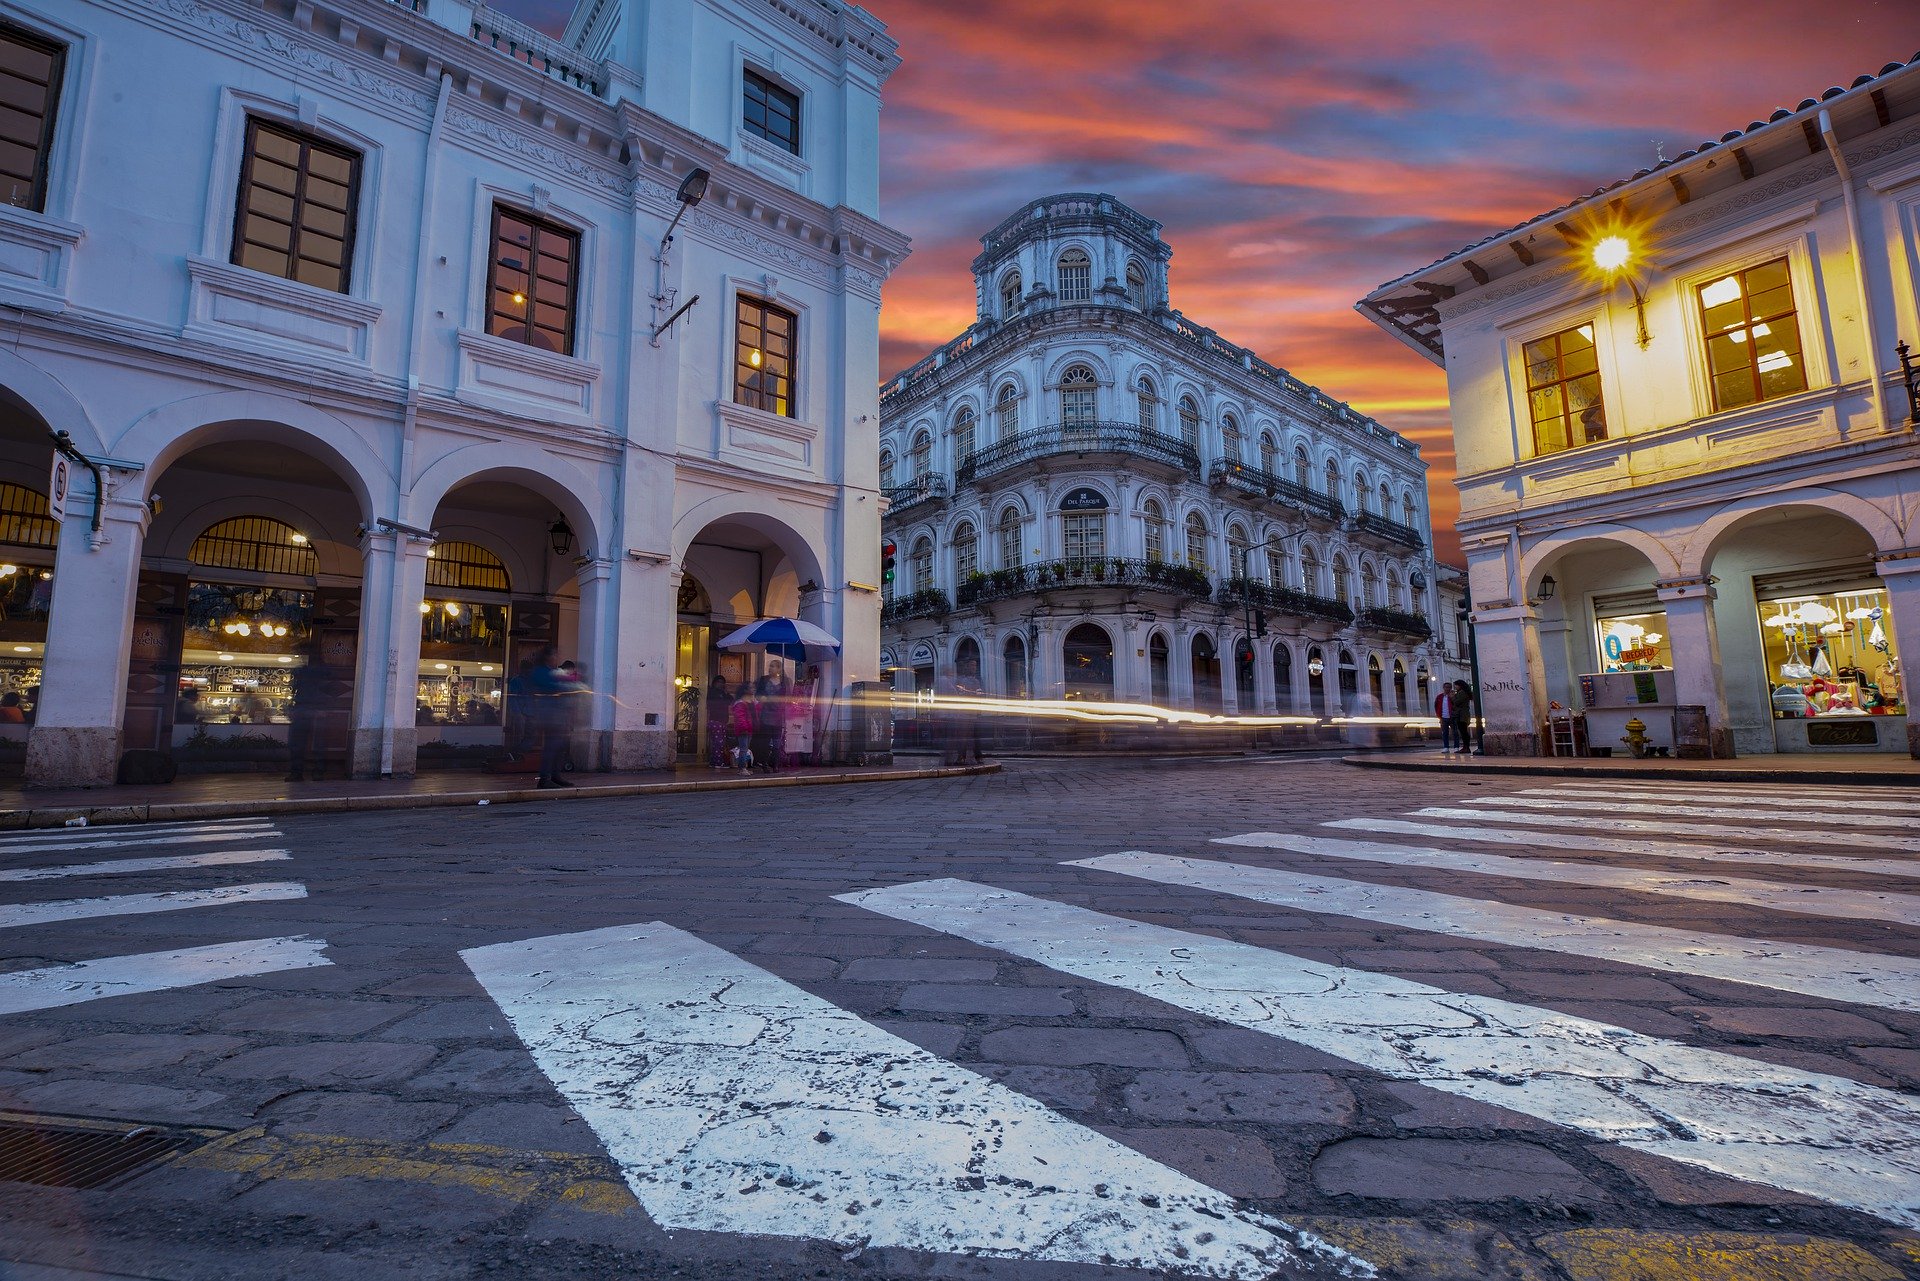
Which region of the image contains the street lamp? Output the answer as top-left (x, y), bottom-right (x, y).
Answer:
top-left (548, 519), bottom-right (574, 557)
top-left (1592, 235), bottom-right (1651, 350)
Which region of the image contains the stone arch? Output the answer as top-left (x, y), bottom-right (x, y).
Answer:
top-left (428, 521), bottom-right (533, 599)
top-left (1043, 349), bottom-right (1113, 388)
top-left (411, 446), bottom-right (604, 563)
top-left (0, 348), bottom-right (106, 455)
top-left (155, 495), bottom-right (357, 579)
top-left (1522, 525), bottom-right (1680, 596)
top-left (671, 492), bottom-right (827, 591)
top-left (1681, 489), bottom-right (1906, 579)
top-left (116, 391), bottom-right (390, 521)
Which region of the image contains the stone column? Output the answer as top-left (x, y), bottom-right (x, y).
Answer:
top-left (26, 498), bottom-right (148, 787)
top-left (1875, 552), bottom-right (1920, 757)
top-left (349, 529), bottom-right (432, 778)
top-left (1170, 626), bottom-right (1194, 710)
top-left (1657, 577), bottom-right (1736, 758)
top-left (607, 558), bottom-right (675, 771)
top-left (1252, 637), bottom-right (1275, 712)
top-left (1471, 604), bottom-right (1548, 756)
top-left (573, 557), bottom-right (616, 770)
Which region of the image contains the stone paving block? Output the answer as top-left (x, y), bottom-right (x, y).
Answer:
top-left (1533, 1228), bottom-right (1907, 1281)
top-left (1542, 1001), bottom-right (1697, 1039)
top-left (1383, 971), bottom-right (1510, 999)
top-left (258, 1091), bottom-right (461, 1142)
top-left (211, 996), bottom-right (417, 1036)
top-left (1851, 1045), bottom-right (1920, 1085)
top-left (896, 983), bottom-right (1076, 1017)
top-left (209, 1041), bottom-right (436, 1085)
top-left (978, 1026), bottom-right (1189, 1068)
top-left (1186, 1027), bottom-right (1353, 1072)
top-left (1289, 1215), bottom-right (1555, 1281)
top-left (373, 971), bottom-right (485, 999)
top-left (11, 1078), bottom-right (232, 1123)
top-left (1679, 1005), bottom-right (1898, 1041)
top-left (1498, 970), bottom-right (1693, 1002)
top-left (1341, 948), bottom-right (1503, 972)
top-left (1375, 1081), bottom-right (1558, 1134)
top-left (1103, 1125), bottom-right (1286, 1199)
top-left (1312, 1137), bottom-right (1604, 1204)
top-left (865, 1018), bottom-right (965, 1059)
top-left (838, 957), bottom-right (998, 983)
top-left (1584, 1145), bottom-right (1825, 1208)
top-left (4, 1032), bottom-right (248, 1073)
top-left (0, 1025), bottom-right (62, 1058)
top-left (409, 1047), bottom-right (552, 1096)
top-left (437, 1102), bottom-right (601, 1154)
top-left (377, 1001), bottom-right (511, 1042)
top-left (973, 1064), bottom-right (1099, 1112)
top-left (1122, 1070), bottom-right (1355, 1126)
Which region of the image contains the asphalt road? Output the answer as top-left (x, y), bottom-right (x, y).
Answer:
top-left (1, 757), bottom-right (1916, 1281)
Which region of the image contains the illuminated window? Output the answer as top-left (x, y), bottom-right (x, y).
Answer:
top-left (190, 516), bottom-right (319, 577)
top-left (488, 206), bottom-right (578, 353)
top-left (425, 541), bottom-right (510, 593)
top-left (734, 295), bottom-right (796, 415)
top-left (742, 68), bottom-right (800, 155)
top-left (1699, 258), bottom-right (1807, 411)
top-left (1523, 323), bottom-right (1605, 455)
top-left (234, 118), bottom-right (360, 293)
top-left (0, 23), bottom-right (62, 212)
top-left (1060, 364), bottom-right (1097, 438)
top-left (1057, 248), bottom-right (1091, 302)
top-left (0, 483), bottom-right (56, 549)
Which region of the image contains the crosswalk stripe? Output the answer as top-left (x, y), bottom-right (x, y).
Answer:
top-left (1076, 850), bottom-right (1920, 1014)
top-left (1548, 779), bottom-right (1886, 796)
top-left (0, 848), bottom-right (292, 883)
top-left (1327, 818), bottom-right (1920, 880)
top-left (1412, 806), bottom-right (1920, 852)
top-left (0, 936), bottom-right (331, 1015)
top-left (0, 883), bottom-right (308, 930)
top-left (1217, 832), bottom-right (1920, 929)
top-left (1511, 786), bottom-right (1920, 813)
top-left (1459, 796), bottom-right (1917, 829)
top-left (0, 826), bottom-right (279, 856)
top-left (839, 878), bottom-right (1920, 1230)
top-left (460, 923), bottom-right (1366, 1280)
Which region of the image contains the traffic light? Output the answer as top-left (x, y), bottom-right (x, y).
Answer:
top-left (1253, 609), bottom-right (1269, 638)
top-left (881, 538), bottom-right (897, 585)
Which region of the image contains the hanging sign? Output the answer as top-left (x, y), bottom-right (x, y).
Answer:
top-left (1059, 487), bottom-right (1108, 512)
top-left (47, 453), bottom-right (71, 524)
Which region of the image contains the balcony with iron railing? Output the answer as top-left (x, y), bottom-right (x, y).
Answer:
top-left (956, 423), bottom-right (1199, 486)
top-left (955, 558), bottom-right (1212, 608)
top-left (1356, 607), bottom-right (1434, 640)
top-left (1207, 461), bottom-right (1344, 522)
top-left (1218, 577), bottom-right (1355, 625)
top-left (1350, 511), bottom-right (1426, 551)
top-left (882, 474), bottom-right (949, 512)
top-left (881, 588), bottom-right (951, 625)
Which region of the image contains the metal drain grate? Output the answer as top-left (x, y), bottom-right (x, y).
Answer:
top-left (0, 1115), bottom-right (211, 1190)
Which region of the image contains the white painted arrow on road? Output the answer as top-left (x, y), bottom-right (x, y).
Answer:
top-left (461, 922), bottom-right (1368, 1279)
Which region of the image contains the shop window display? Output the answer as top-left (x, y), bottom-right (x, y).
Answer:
top-left (1595, 611), bottom-right (1671, 672)
top-left (179, 582), bottom-right (313, 723)
top-left (1760, 588), bottom-right (1904, 720)
top-left (414, 541), bottom-right (512, 727)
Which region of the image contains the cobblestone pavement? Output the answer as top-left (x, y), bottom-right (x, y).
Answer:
top-left (1, 757), bottom-right (1917, 1281)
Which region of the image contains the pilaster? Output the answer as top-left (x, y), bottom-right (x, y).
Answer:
top-left (1656, 576), bottom-right (1736, 759)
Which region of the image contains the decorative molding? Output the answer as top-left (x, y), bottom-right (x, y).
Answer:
top-left (147, 0), bottom-right (433, 115)
top-left (183, 255), bottom-right (383, 364)
top-left (0, 204), bottom-right (84, 313)
top-left (446, 105), bottom-right (626, 198)
top-left (455, 328), bottom-right (600, 422)
top-left (736, 130), bottom-right (812, 199)
top-left (714, 399), bottom-right (819, 476)
top-left (1661, 159), bottom-right (1835, 241)
top-left (1440, 260), bottom-right (1577, 322)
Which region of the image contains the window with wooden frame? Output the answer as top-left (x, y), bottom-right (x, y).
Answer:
top-left (1697, 257), bottom-right (1807, 412)
top-left (1522, 322), bottom-right (1605, 455)
top-left (742, 68), bottom-right (800, 155)
top-left (0, 23), bottom-right (63, 213)
top-left (233, 117), bottom-right (361, 293)
top-left (1057, 249), bottom-right (1092, 302)
top-left (487, 206), bottom-right (579, 354)
top-left (734, 295), bottom-right (796, 416)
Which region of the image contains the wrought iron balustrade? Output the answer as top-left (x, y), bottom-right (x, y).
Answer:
top-left (1350, 511), bottom-right (1425, 550)
top-left (881, 588), bottom-right (951, 625)
top-left (1218, 577), bottom-right (1355, 625)
top-left (1206, 461), bottom-right (1345, 521)
top-left (469, 5), bottom-right (606, 93)
top-left (1356, 607), bottom-right (1434, 639)
top-left (956, 424), bottom-right (1199, 485)
top-left (955, 558), bottom-right (1212, 607)
top-left (882, 474), bottom-right (949, 510)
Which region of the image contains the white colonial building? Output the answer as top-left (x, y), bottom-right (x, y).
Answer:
top-left (879, 193), bottom-right (1444, 721)
top-left (0, 0), bottom-right (907, 786)
top-left (1359, 54), bottom-right (1920, 758)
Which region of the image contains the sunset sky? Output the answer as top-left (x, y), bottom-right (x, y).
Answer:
top-left (508, 0), bottom-right (1916, 559)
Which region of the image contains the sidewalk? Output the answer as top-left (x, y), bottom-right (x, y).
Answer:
top-left (1345, 749), bottom-right (1920, 786)
top-left (0, 760), bottom-right (999, 830)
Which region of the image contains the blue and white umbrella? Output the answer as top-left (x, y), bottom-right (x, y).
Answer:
top-left (717, 616), bottom-right (842, 663)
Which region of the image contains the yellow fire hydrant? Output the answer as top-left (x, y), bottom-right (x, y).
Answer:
top-left (1621, 716), bottom-right (1650, 759)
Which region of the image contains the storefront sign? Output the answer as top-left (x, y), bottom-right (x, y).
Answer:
top-left (1306, 656), bottom-right (1324, 676)
top-left (1059, 487), bottom-right (1108, 512)
top-left (1807, 720), bottom-right (1877, 747)
top-left (47, 454), bottom-right (69, 524)
top-left (910, 642), bottom-right (935, 665)
top-left (1632, 673), bottom-right (1660, 704)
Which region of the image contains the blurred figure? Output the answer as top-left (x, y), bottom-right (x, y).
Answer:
top-left (1433, 682), bottom-right (1458, 755)
top-left (729, 684), bottom-right (756, 773)
top-left (524, 645), bottom-right (576, 788)
top-left (465, 698), bottom-right (498, 726)
top-left (706, 674), bottom-right (734, 769)
top-left (174, 686), bottom-right (201, 726)
top-left (753, 660), bottom-right (789, 773)
top-left (951, 658), bottom-right (986, 764)
top-left (286, 643), bottom-right (330, 781)
top-left (1448, 680), bottom-right (1474, 755)
top-left (505, 658), bottom-right (535, 758)
top-left (0, 691), bottom-right (24, 724)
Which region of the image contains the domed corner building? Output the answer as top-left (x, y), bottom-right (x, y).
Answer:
top-left (877, 193), bottom-right (1451, 745)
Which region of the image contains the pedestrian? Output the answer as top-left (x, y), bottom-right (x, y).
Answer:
top-left (706, 674), bottom-right (735, 769)
top-left (753, 660), bottom-right (790, 773)
top-left (504, 659), bottom-right (535, 759)
top-left (524, 644), bottom-right (575, 788)
top-left (729, 684), bottom-right (757, 773)
top-left (285, 642), bottom-right (329, 781)
top-left (948, 659), bottom-right (986, 764)
top-left (1449, 680), bottom-right (1474, 755)
top-left (0, 691), bottom-right (24, 725)
top-left (1433, 682), bottom-right (1457, 755)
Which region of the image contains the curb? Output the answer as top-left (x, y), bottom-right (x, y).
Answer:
top-left (1340, 754), bottom-right (1920, 787)
top-left (0, 762), bottom-right (1000, 830)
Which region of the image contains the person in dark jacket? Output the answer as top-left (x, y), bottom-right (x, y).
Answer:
top-left (286, 643), bottom-right (330, 781)
top-left (524, 645), bottom-right (576, 788)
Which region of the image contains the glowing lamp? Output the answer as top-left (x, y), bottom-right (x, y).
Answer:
top-left (1591, 236), bottom-right (1631, 272)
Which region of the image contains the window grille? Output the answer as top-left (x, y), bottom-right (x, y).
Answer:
top-left (189, 516), bottom-right (319, 576)
top-left (0, 483), bottom-right (56, 549)
top-left (425, 540), bottom-right (510, 593)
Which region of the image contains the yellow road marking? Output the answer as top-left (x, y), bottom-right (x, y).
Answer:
top-left (1535, 1229), bottom-right (1907, 1281)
